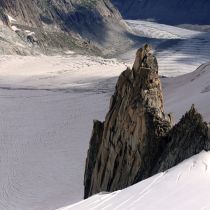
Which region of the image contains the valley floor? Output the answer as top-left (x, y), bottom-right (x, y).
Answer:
top-left (0, 20), bottom-right (210, 210)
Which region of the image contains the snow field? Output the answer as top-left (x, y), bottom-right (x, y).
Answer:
top-left (57, 151), bottom-right (210, 210)
top-left (0, 55), bottom-right (126, 210)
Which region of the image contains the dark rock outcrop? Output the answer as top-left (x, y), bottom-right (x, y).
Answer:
top-left (84, 45), bottom-right (210, 199)
top-left (208, 123), bottom-right (210, 139)
top-left (84, 120), bottom-right (104, 199)
top-left (153, 105), bottom-right (210, 174)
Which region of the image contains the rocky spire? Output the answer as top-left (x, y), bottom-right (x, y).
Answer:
top-left (84, 45), bottom-right (210, 199)
top-left (84, 44), bottom-right (172, 198)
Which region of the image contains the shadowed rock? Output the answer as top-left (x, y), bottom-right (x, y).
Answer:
top-left (84, 120), bottom-right (104, 199)
top-left (153, 105), bottom-right (210, 175)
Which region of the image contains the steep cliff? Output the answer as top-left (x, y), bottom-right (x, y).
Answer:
top-left (0, 0), bottom-right (130, 55)
top-left (84, 45), bottom-right (210, 198)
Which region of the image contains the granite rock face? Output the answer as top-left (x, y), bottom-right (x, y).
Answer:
top-left (84, 45), bottom-right (210, 199)
top-left (84, 44), bottom-right (172, 198)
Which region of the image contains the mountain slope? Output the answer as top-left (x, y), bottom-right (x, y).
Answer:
top-left (163, 62), bottom-right (210, 122)
top-left (0, 0), bottom-right (131, 55)
top-left (112, 0), bottom-right (210, 25)
top-left (58, 151), bottom-right (210, 210)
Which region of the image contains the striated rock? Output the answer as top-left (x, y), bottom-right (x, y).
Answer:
top-left (84, 44), bottom-right (172, 198)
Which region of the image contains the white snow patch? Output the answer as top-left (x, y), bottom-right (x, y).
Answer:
top-left (64, 51), bottom-right (75, 55)
top-left (11, 25), bottom-right (21, 32)
top-left (24, 30), bottom-right (35, 36)
top-left (7, 15), bottom-right (17, 23)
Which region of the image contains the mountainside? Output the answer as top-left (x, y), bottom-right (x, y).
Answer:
top-left (0, 0), bottom-right (131, 55)
top-left (84, 45), bottom-right (210, 198)
top-left (112, 0), bottom-right (210, 25)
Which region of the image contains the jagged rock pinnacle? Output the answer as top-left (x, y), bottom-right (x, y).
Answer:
top-left (84, 45), bottom-right (172, 198)
top-left (84, 45), bottom-right (210, 199)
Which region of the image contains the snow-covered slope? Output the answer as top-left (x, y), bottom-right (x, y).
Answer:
top-left (57, 151), bottom-right (210, 210)
top-left (121, 20), bottom-right (210, 77)
top-left (0, 55), bottom-right (126, 210)
top-left (163, 62), bottom-right (210, 122)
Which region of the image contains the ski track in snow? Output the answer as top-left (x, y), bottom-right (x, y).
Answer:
top-left (0, 20), bottom-right (210, 210)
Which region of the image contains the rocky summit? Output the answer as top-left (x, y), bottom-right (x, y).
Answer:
top-left (84, 44), bottom-right (210, 199)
